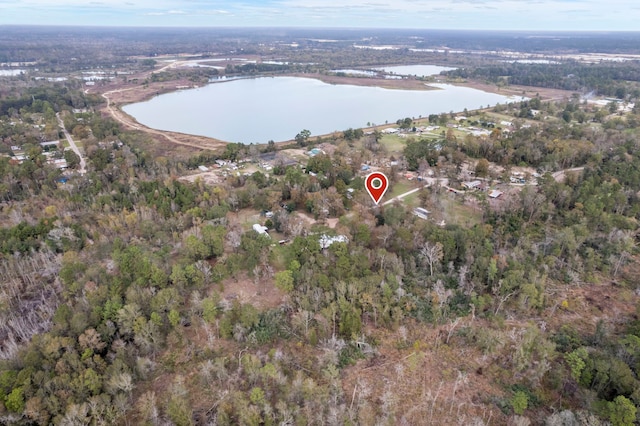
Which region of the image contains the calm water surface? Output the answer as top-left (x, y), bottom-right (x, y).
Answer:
top-left (123, 76), bottom-right (522, 143)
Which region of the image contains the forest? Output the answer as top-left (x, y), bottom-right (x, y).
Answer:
top-left (0, 30), bottom-right (639, 425)
top-left (444, 63), bottom-right (640, 99)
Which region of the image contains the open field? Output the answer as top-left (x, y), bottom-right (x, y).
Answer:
top-left (387, 180), bottom-right (414, 199)
top-left (450, 79), bottom-right (574, 102)
top-left (402, 190), bottom-right (421, 206)
top-left (442, 194), bottom-right (483, 226)
top-left (379, 134), bottom-right (407, 152)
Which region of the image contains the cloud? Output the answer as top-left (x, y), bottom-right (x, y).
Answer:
top-left (198, 9), bottom-right (231, 15)
top-left (0, 0), bottom-right (639, 30)
top-left (145, 9), bottom-right (187, 16)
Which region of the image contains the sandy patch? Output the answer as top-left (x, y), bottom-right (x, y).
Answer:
top-left (219, 272), bottom-right (285, 311)
top-left (454, 80), bottom-right (575, 102)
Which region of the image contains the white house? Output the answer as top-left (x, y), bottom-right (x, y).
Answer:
top-left (319, 234), bottom-right (348, 249)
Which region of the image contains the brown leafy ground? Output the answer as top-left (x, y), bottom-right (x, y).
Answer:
top-left (123, 272), bottom-right (286, 424)
top-left (342, 323), bottom-right (509, 425)
top-left (121, 260), bottom-right (639, 425)
top-left (218, 271), bottom-right (286, 311)
top-left (341, 266), bottom-right (640, 425)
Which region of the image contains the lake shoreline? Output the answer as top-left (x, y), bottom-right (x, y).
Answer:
top-left (96, 72), bottom-right (571, 148)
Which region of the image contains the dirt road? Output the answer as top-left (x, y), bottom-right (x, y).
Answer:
top-left (56, 112), bottom-right (86, 174)
top-left (552, 167), bottom-right (585, 183)
top-left (382, 177), bottom-right (450, 206)
top-left (101, 88), bottom-right (224, 151)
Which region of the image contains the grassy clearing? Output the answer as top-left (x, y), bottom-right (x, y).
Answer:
top-left (388, 180), bottom-right (414, 199)
top-left (402, 191), bottom-right (420, 206)
top-left (438, 194), bottom-right (482, 227)
top-left (231, 208), bottom-right (263, 229)
top-left (379, 134), bottom-right (407, 152)
top-left (419, 132), bottom-right (442, 139)
top-left (482, 112), bottom-right (517, 122)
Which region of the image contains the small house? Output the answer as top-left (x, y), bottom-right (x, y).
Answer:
top-left (462, 180), bottom-right (482, 190)
top-left (413, 207), bottom-right (430, 219)
top-left (40, 141), bottom-right (60, 151)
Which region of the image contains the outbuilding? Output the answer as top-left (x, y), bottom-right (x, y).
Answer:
top-left (252, 224), bottom-right (270, 237)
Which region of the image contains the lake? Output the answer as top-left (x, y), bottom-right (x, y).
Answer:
top-left (123, 76), bottom-right (523, 143)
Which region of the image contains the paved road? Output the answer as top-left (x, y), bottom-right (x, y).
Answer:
top-left (56, 112), bottom-right (86, 174)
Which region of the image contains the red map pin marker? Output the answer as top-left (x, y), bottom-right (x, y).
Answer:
top-left (365, 172), bottom-right (389, 205)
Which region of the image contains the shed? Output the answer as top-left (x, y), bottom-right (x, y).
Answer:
top-left (413, 207), bottom-right (430, 219)
top-left (252, 224), bottom-right (270, 237)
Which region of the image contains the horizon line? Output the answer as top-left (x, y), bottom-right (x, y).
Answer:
top-left (1, 24), bottom-right (640, 34)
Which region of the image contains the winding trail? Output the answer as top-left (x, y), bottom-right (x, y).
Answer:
top-left (101, 88), bottom-right (220, 151)
top-left (97, 58), bottom-right (225, 151)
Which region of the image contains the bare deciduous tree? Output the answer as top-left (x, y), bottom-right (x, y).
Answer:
top-left (420, 241), bottom-right (444, 276)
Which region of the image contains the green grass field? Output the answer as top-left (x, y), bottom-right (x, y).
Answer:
top-left (439, 195), bottom-right (482, 227)
top-left (388, 180), bottom-right (414, 199)
top-left (402, 191), bottom-right (420, 206)
top-left (379, 134), bottom-right (407, 152)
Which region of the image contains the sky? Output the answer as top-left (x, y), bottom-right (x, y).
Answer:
top-left (1, 0), bottom-right (640, 31)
